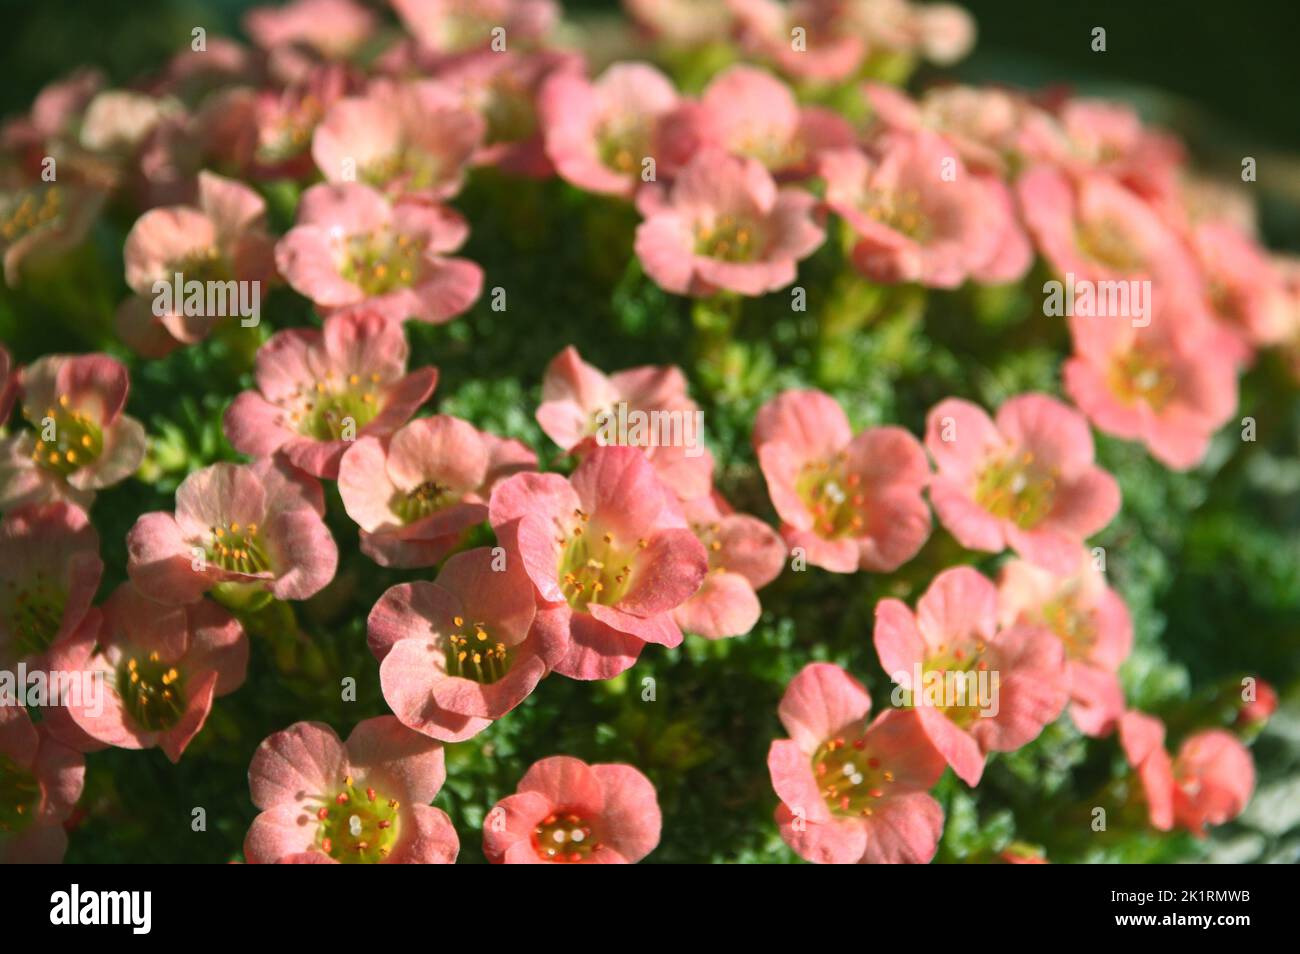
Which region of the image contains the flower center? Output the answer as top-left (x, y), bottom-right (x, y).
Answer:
top-left (31, 397), bottom-right (103, 477)
top-left (1108, 347), bottom-right (1176, 411)
top-left (974, 451), bottom-right (1055, 529)
top-left (391, 479), bottom-right (457, 525)
top-left (314, 775), bottom-right (401, 864)
top-left (282, 372), bottom-right (384, 440)
top-left (444, 614), bottom-right (510, 683)
top-left (695, 214), bottom-right (762, 263)
top-left (0, 754), bottom-right (40, 836)
top-left (118, 651), bottom-right (186, 732)
top-left (796, 456), bottom-right (866, 539)
top-left (364, 147), bottom-right (447, 195)
top-left (690, 521), bottom-right (726, 571)
top-left (531, 808), bottom-right (600, 862)
top-left (3, 574), bottom-right (67, 658)
top-left (812, 733), bottom-right (898, 818)
top-left (1077, 220), bottom-right (1144, 273)
top-left (556, 509), bottom-right (643, 609)
top-left (483, 77), bottom-right (537, 145)
top-left (207, 521), bottom-right (272, 575)
top-left (864, 189), bottom-right (931, 241)
top-left (258, 94), bottom-right (322, 162)
top-left (343, 232), bottom-right (425, 296)
top-left (1040, 596), bottom-right (1097, 660)
top-left (918, 640), bottom-right (994, 729)
top-left (0, 186), bottom-right (64, 243)
top-left (598, 121), bottom-right (650, 175)
top-left (177, 246), bottom-right (232, 284)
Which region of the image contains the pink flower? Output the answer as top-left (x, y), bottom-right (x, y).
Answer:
top-left (997, 553), bottom-right (1132, 737)
top-left (1018, 99), bottom-right (1183, 205)
top-left (1062, 295), bottom-right (1238, 471)
top-left (488, 445), bottom-right (709, 680)
top-left (754, 389), bottom-right (930, 573)
top-left (728, 0), bottom-right (867, 83)
top-left (312, 80), bottom-right (484, 200)
top-left (873, 566), bottom-right (1069, 785)
top-left (924, 394), bottom-right (1120, 574)
top-left (820, 133), bottom-right (1015, 287)
top-left (339, 414), bottom-right (536, 568)
top-left (1016, 166), bottom-right (1200, 290)
top-left (767, 663), bottom-right (946, 864)
top-left (275, 181), bottom-right (483, 325)
top-left (126, 458), bottom-right (337, 607)
top-left (1119, 713), bottom-right (1255, 835)
top-left (729, 0), bottom-right (974, 81)
top-left (157, 37), bottom-right (255, 101)
top-left (116, 171), bottom-right (277, 357)
top-left (483, 755), bottom-right (661, 863)
top-left (223, 310), bottom-right (438, 479)
top-left (0, 183), bottom-right (105, 288)
top-left (391, 0), bottom-right (558, 56)
top-left (539, 62), bottom-right (679, 199)
top-left (0, 502), bottom-right (102, 672)
top-left (244, 715), bottom-right (457, 863)
top-left (1191, 222), bottom-right (1290, 356)
top-left (247, 65), bottom-right (351, 178)
top-left (0, 354), bottom-right (146, 511)
top-left (1117, 710), bottom-right (1175, 830)
top-left (368, 547), bottom-right (562, 742)
top-left (634, 149), bottom-right (824, 297)
top-left (673, 490), bottom-right (786, 638)
top-left (48, 583), bottom-right (248, 763)
top-left (0, 706), bottom-right (84, 863)
top-left (657, 65), bottom-right (853, 180)
top-left (244, 0), bottom-right (375, 61)
top-left (78, 90), bottom-right (175, 159)
top-left (1169, 730), bottom-right (1255, 836)
top-left (864, 82), bottom-right (1026, 174)
top-left (435, 49), bottom-right (581, 178)
top-left (537, 345), bottom-right (713, 501)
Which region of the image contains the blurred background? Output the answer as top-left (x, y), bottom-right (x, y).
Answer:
top-left (4, 0), bottom-right (1300, 246)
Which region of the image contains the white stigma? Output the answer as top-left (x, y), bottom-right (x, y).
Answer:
top-left (349, 815), bottom-right (362, 837)
top-left (1010, 473), bottom-right (1027, 494)
top-left (552, 830), bottom-right (567, 844)
top-left (842, 763), bottom-right (856, 777)
top-left (850, 773), bottom-right (865, 786)
top-left (571, 829), bottom-right (585, 842)
top-left (825, 481), bottom-right (846, 504)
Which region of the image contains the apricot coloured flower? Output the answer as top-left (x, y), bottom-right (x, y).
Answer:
top-left (244, 715), bottom-right (457, 863)
top-left (925, 393), bottom-right (1120, 574)
top-left (489, 445), bottom-right (708, 680)
top-left (223, 309), bottom-right (438, 479)
top-left (768, 662), bottom-right (946, 863)
top-left (874, 566), bottom-right (1069, 785)
top-left (754, 388), bottom-right (930, 573)
top-left (484, 754), bottom-right (661, 863)
top-left (126, 458), bottom-right (337, 607)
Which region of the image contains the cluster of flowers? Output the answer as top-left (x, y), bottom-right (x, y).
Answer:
top-left (1, 0), bottom-right (1288, 863)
